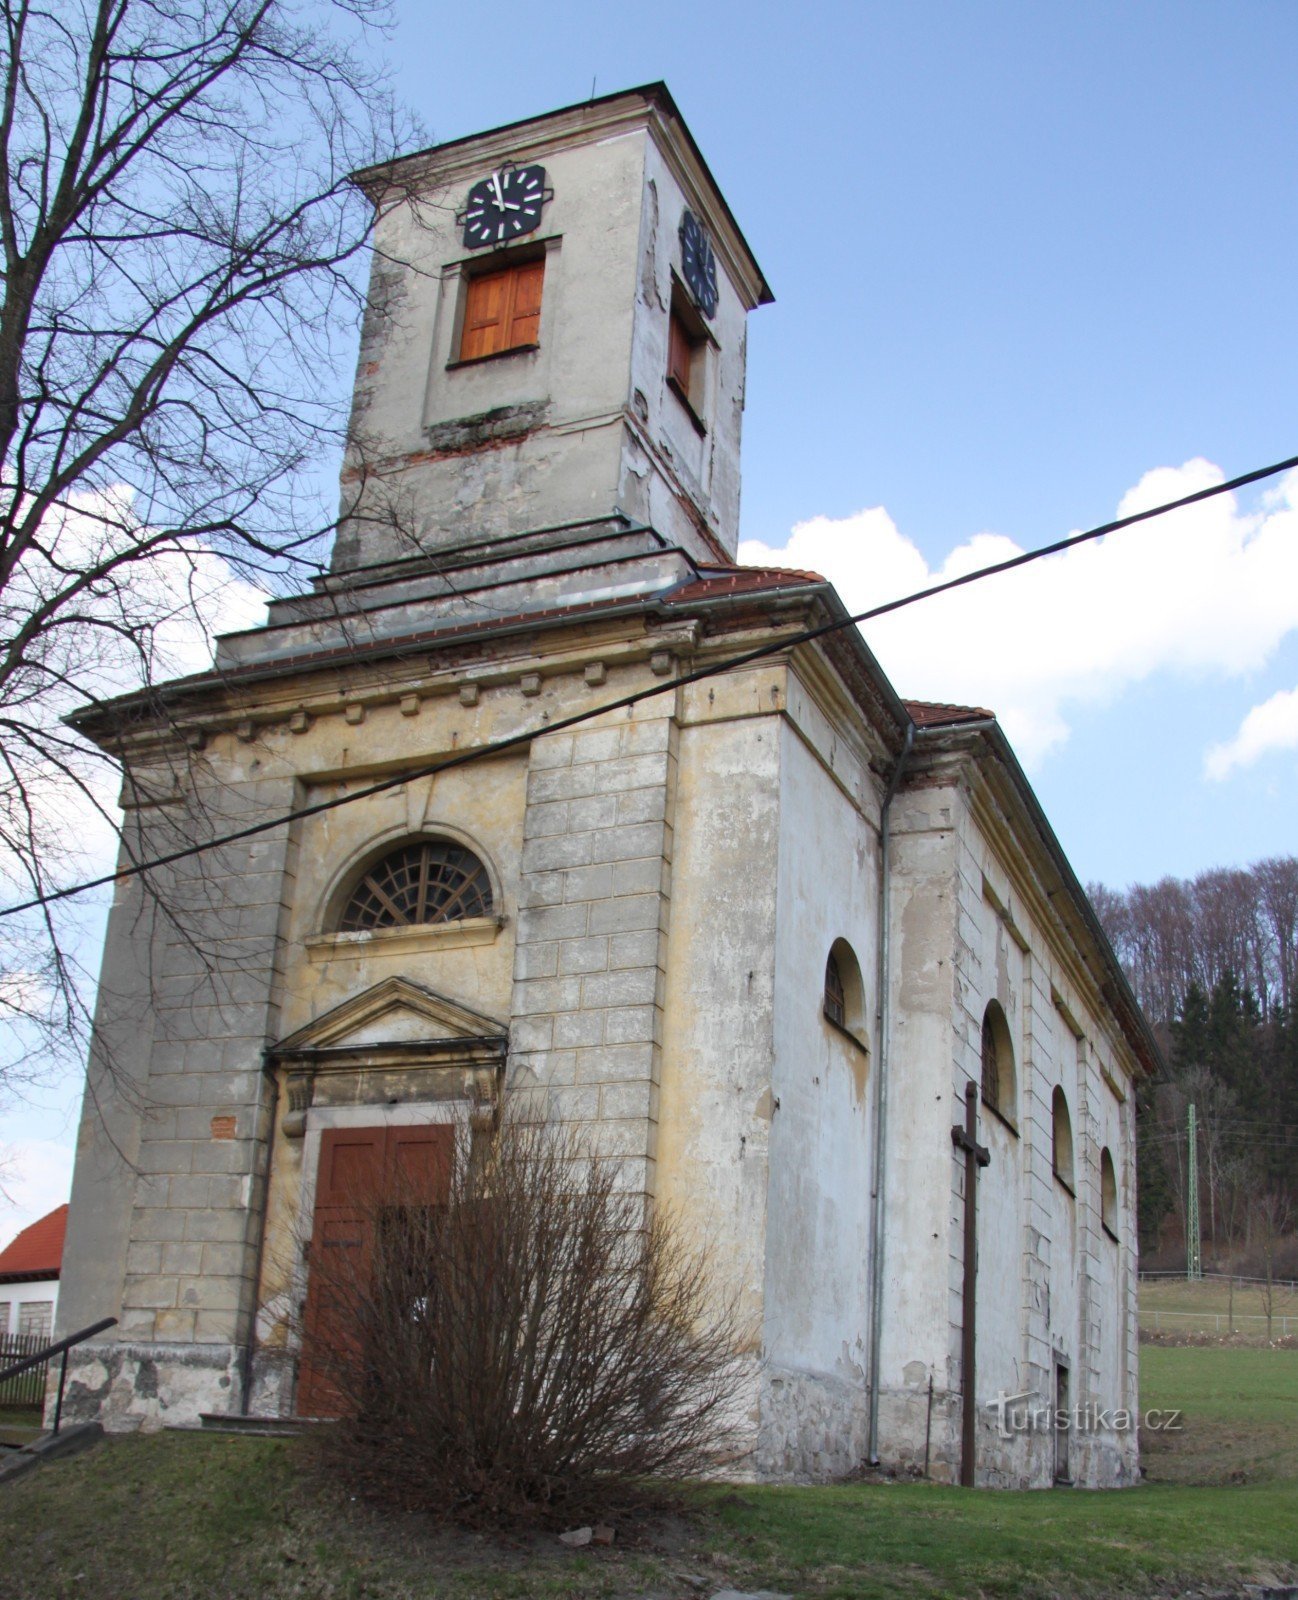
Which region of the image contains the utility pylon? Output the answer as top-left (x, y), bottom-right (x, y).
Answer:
top-left (1186, 1101), bottom-right (1202, 1281)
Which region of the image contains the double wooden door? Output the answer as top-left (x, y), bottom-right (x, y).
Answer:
top-left (296, 1122), bottom-right (451, 1418)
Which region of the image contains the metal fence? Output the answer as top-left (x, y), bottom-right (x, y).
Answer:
top-left (1139, 1307), bottom-right (1295, 1337)
top-left (0, 1333), bottom-right (49, 1410)
top-left (1139, 1270), bottom-right (1298, 1291)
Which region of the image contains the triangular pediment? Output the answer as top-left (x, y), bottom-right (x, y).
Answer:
top-left (271, 977), bottom-right (506, 1057)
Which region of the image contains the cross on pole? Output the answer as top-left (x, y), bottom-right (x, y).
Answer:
top-left (952, 1080), bottom-right (990, 1487)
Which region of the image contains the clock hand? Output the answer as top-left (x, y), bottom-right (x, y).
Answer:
top-left (491, 172), bottom-right (505, 209)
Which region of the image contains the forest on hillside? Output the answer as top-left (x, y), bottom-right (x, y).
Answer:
top-left (1089, 859), bottom-right (1298, 1273)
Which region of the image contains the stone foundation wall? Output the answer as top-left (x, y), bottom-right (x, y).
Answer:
top-left (55, 1341), bottom-right (242, 1432)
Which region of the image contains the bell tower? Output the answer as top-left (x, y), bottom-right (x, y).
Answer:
top-left (331, 84), bottom-right (773, 575)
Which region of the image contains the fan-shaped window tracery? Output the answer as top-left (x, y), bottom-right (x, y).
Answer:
top-left (339, 841), bottom-right (492, 932)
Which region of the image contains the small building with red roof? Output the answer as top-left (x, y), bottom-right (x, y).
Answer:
top-left (0, 1204), bottom-right (68, 1345)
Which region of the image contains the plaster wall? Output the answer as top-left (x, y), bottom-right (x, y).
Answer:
top-left (946, 782), bottom-right (1140, 1487)
top-left (874, 781), bottom-right (963, 1480)
top-left (655, 673), bottom-right (785, 1464)
top-left (58, 748), bottom-right (295, 1430)
top-left (757, 702), bottom-right (881, 1477)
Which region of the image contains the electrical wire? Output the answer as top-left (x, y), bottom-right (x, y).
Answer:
top-left (5, 447), bottom-right (1298, 921)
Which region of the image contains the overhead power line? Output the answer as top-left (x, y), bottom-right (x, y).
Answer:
top-left (5, 447), bottom-right (1298, 921)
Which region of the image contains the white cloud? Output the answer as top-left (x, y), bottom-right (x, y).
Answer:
top-left (740, 459), bottom-right (1298, 768)
top-left (1205, 684), bottom-right (1298, 780)
top-left (0, 1139), bottom-right (75, 1245)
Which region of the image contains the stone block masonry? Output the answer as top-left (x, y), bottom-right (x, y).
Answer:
top-left (58, 769), bottom-right (302, 1427)
top-left (509, 709), bottom-right (677, 1197)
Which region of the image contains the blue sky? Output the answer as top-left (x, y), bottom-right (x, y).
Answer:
top-left (382, 0), bottom-right (1298, 889)
top-left (5, 1), bottom-right (1298, 1240)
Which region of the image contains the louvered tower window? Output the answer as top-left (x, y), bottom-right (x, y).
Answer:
top-left (339, 841), bottom-right (492, 932)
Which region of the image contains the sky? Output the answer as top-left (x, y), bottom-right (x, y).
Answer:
top-left (371, 0), bottom-right (1298, 887)
top-left (4, 0), bottom-right (1298, 1241)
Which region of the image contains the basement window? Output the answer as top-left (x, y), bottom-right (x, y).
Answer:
top-left (454, 255), bottom-right (544, 364)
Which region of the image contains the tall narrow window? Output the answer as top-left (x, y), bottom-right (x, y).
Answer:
top-left (981, 1012), bottom-right (1000, 1114)
top-left (458, 257), bottom-right (544, 362)
top-left (1100, 1147), bottom-right (1119, 1239)
top-left (1052, 1086), bottom-right (1075, 1192)
top-left (823, 951), bottom-right (846, 1028)
top-left (980, 1001), bottom-right (1016, 1125)
top-left (822, 939), bottom-right (868, 1054)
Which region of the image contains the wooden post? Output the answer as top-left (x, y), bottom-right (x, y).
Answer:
top-left (952, 1081), bottom-right (990, 1487)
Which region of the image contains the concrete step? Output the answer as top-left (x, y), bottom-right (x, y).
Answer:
top-left (0, 1421), bottom-right (103, 1485)
top-left (196, 1413), bottom-right (321, 1437)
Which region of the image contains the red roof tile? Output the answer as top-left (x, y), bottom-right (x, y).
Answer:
top-left (0, 1204), bottom-right (67, 1280)
top-left (905, 699), bottom-right (996, 728)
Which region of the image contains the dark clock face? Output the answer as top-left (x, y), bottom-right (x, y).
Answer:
top-left (679, 210), bottom-right (718, 319)
top-left (461, 165), bottom-right (548, 248)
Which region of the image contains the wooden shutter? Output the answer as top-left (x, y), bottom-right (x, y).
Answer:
top-left (505, 259), bottom-right (544, 347)
top-left (459, 258), bottom-right (545, 361)
top-left (667, 308), bottom-right (693, 395)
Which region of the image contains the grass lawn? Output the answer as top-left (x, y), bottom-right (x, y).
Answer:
top-left (0, 1406), bottom-right (45, 1449)
top-left (1139, 1274), bottom-right (1298, 1338)
top-left (0, 1347), bottom-right (1294, 1599)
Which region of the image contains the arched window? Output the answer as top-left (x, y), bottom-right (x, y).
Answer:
top-left (823, 939), bottom-right (867, 1048)
top-left (823, 952), bottom-right (846, 1028)
top-left (1100, 1147), bottom-right (1118, 1238)
top-left (1052, 1086), bottom-right (1075, 1192)
top-left (338, 839), bottom-right (492, 932)
top-left (980, 1000), bottom-right (1016, 1123)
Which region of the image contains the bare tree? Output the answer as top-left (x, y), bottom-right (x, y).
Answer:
top-left (0, 0), bottom-right (416, 1084)
top-left (1257, 857), bottom-right (1298, 1016)
top-left (1253, 1191), bottom-right (1293, 1340)
top-left (304, 1111), bottom-right (745, 1528)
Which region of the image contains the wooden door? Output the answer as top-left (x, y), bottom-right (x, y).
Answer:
top-left (296, 1123), bottom-right (452, 1418)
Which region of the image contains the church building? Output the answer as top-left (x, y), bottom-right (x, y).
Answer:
top-left (57, 84), bottom-right (1157, 1487)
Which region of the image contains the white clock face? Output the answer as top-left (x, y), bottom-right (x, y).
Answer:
top-left (462, 165), bottom-right (548, 248)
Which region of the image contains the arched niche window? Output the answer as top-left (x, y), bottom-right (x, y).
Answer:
top-left (1052, 1086), bottom-right (1075, 1194)
top-left (1100, 1147), bottom-right (1118, 1239)
top-left (338, 838), bottom-right (492, 933)
top-left (823, 939), bottom-right (868, 1050)
top-left (980, 1000), bottom-right (1016, 1126)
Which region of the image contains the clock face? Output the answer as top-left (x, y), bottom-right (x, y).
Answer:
top-left (679, 210), bottom-right (718, 319)
top-left (461, 165), bottom-right (548, 248)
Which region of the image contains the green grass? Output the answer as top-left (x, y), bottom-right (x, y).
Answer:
top-left (0, 1348), bottom-right (1294, 1599)
top-left (1140, 1274), bottom-right (1298, 1337)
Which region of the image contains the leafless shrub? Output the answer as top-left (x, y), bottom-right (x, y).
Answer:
top-left (303, 1111), bottom-right (744, 1528)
